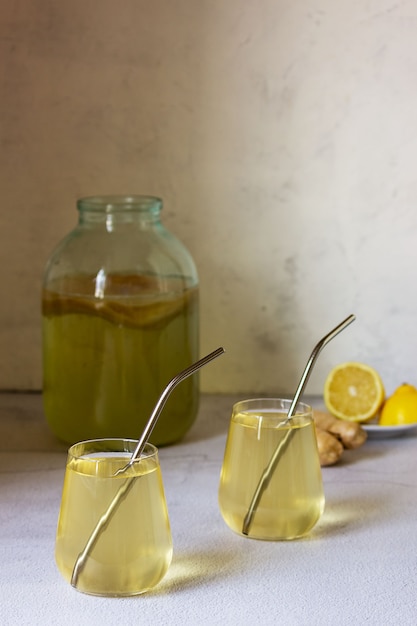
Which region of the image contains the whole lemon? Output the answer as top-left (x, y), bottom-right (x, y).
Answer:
top-left (379, 383), bottom-right (417, 426)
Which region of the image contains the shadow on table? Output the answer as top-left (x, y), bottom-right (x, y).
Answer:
top-left (312, 488), bottom-right (395, 540)
top-left (150, 546), bottom-right (242, 595)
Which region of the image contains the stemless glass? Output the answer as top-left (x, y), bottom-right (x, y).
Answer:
top-left (55, 439), bottom-right (172, 596)
top-left (218, 399), bottom-right (325, 540)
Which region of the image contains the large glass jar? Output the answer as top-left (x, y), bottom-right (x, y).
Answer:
top-left (42, 195), bottom-right (199, 446)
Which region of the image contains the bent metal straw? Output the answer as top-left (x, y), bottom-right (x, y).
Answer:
top-left (71, 346), bottom-right (225, 588)
top-left (242, 315), bottom-right (356, 536)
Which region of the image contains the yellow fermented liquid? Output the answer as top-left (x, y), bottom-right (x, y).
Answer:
top-left (55, 448), bottom-right (172, 596)
top-left (42, 274), bottom-right (199, 445)
top-left (218, 410), bottom-right (325, 540)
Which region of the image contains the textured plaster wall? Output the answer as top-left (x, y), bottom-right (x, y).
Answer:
top-left (1, 0), bottom-right (417, 395)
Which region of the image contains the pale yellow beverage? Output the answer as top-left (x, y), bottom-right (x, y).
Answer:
top-left (42, 274), bottom-right (199, 445)
top-left (55, 439), bottom-right (172, 596)
top-left (218, 399), bottom-right (324, 540)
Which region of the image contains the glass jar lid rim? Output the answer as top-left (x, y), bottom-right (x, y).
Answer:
top-left (77, 195), bottom-right (162, 212)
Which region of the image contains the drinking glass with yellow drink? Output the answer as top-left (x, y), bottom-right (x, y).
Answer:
top-left (55, 349), bottom-right (225, 596)
top-left (218, 399), bottom-right (324, 540)
top-left (55, 438), bottom-right (172, 596)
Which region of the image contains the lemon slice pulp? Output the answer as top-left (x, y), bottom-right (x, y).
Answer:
top-left (324, 362), bottom-right (385, 422)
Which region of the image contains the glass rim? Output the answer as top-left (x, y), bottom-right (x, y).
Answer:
top-left (67, 438), bottom-right (158, 462)
top-left (232, 397), bottom-right (312, 417)
top-left (77, 195), bottom-right (162, 213)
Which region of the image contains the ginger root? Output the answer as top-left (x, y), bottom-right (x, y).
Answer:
top-left (313, 410), bottom-right (367, 466)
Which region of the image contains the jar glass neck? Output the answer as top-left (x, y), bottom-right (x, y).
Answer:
top-left (77, 196), bottom-right (162, 225)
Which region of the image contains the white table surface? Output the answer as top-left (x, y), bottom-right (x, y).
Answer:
top-left (1, 392), bottom-right (416, 626)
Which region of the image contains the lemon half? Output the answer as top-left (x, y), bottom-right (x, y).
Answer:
top-left (324, 362), bottom-right (385, 422)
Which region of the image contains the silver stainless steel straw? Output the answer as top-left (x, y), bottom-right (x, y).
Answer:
top-left (241, 314), bottom-right (355, 536)
top-left (71, 347), bottom-right (225, 588)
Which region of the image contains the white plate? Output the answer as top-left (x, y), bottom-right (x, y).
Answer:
top-left (363, 422), bottom-right (417, 439)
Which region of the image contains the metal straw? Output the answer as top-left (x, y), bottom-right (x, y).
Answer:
top-left (71, 346), bottom-right (225, 588)
top-left (115, 346), bottom-right (225, 476)
top-left (241, 314), bottom-right (355, 536)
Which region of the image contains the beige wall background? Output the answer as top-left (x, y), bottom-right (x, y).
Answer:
top-left (1, 0), bottom-right (417, 395)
